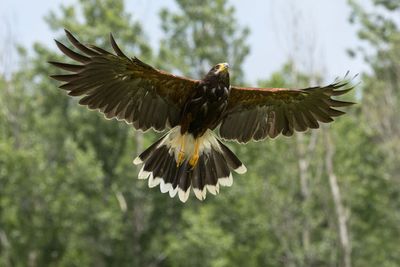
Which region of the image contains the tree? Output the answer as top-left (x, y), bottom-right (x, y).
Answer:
top-left (0, 0), bottom-right (251, 266)
top-left (158, 0), bottom-right (250, 83)
top-left (347, 1), bottom-right (400, 266)
top-left (0, 0), bottom-right (158, 266)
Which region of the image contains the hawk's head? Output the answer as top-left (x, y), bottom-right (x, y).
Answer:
top-left (204, 63), bottom-right (230, 85)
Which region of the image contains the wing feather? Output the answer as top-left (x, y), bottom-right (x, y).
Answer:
top-left (50, 29), bottom-right (200, 132)
top-left (220, 81), bottom-right (355, 143)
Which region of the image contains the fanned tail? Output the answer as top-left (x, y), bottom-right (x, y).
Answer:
top-left (133, 126), bottom-right (246, 202)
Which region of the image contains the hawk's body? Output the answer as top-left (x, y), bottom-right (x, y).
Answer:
top-left (132, 63), bottom-right (242, 201)
top-left (181, 64), bottom-right (230, 137)
top-left (50, 30), bottom-right (355, 202)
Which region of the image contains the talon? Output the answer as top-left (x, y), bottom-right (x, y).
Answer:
top-left (189, 153), bottom-right (199, 168)
top-left (176, 134), bottom-right (186, 166)
top-left (189, 138), bottom-right (200, 168)
top-left (177, 149), bottom-right (185, 166)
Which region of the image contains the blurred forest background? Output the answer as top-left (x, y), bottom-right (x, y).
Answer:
top-left (0, 0), bottom-right (399, 266)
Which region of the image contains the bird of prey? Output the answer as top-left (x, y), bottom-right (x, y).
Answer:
top-left (50, 30), bottom-right (354, 203)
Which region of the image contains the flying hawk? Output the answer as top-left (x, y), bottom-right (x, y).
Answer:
top-left (50, 30), bottom-right (354, 202)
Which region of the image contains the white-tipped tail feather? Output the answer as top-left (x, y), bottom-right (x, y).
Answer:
top-left (193, 187), bottom-right (207, 201)
top-left (138, 166), bottom-right (151, 179)
top-left (178, 186), bottom-right (191, 203)
top-left (148, 175), bottom-right (162, 188)
top-left (206, 184), bottom-right (219, 195)
top-left (234, 164), bottom-right (247, 174)
top-left (134, 126), bottom-right (246, 203)
top-left (133, 156), bottom-right (143, 165)
top-left (218, 173), bottom-right (234, 187)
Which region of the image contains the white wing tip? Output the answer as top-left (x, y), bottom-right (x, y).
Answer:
top-left (234, 164), bottom-right (247, 174)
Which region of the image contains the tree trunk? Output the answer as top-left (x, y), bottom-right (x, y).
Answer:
top-left (132, 131), bottom-right (144, 265)
top-left (296, 133), bottom-right (311, 259)
top-left (324, 130), bottom-right (351, 267)
top-left (296, 131), bottom-right (319, 265)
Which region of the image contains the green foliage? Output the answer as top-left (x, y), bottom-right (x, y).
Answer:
top-left (0, 1), bottom-right (157, 266)
top-left (348, 1), bottom-right (400, 266)
top-left (165, 208), bottom-right (234, 267)
top-left (158, 0), bottom-right (250, 83)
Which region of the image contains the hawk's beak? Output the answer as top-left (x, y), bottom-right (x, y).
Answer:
top-left (217, 63), bottom-right (229, 73)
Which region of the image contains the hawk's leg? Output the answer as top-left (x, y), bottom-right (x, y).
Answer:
top-left (177, 135), bottom-right (186, 166)
top-left (189, 139), bottom-right (200, 168)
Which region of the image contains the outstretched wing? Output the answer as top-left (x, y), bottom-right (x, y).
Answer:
top-left (50, 30), bottom-right (199, 132)
top-left (219, 80), bottom-right (355, 143)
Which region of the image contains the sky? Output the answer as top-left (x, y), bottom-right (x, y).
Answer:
top-left (0, 0), bottom-right (365, 84)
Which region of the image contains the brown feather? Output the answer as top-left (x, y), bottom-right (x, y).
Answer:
top-left (220, 80), bottom-right (354, 142)
top-left (54, 40), bottom-right (90, 63)
top-left (50, 30), bottom-right (200, 132)
top-left (48, 61), bottom-right (84, 72)
top-left (65, 29), bottom-right (99, 56)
